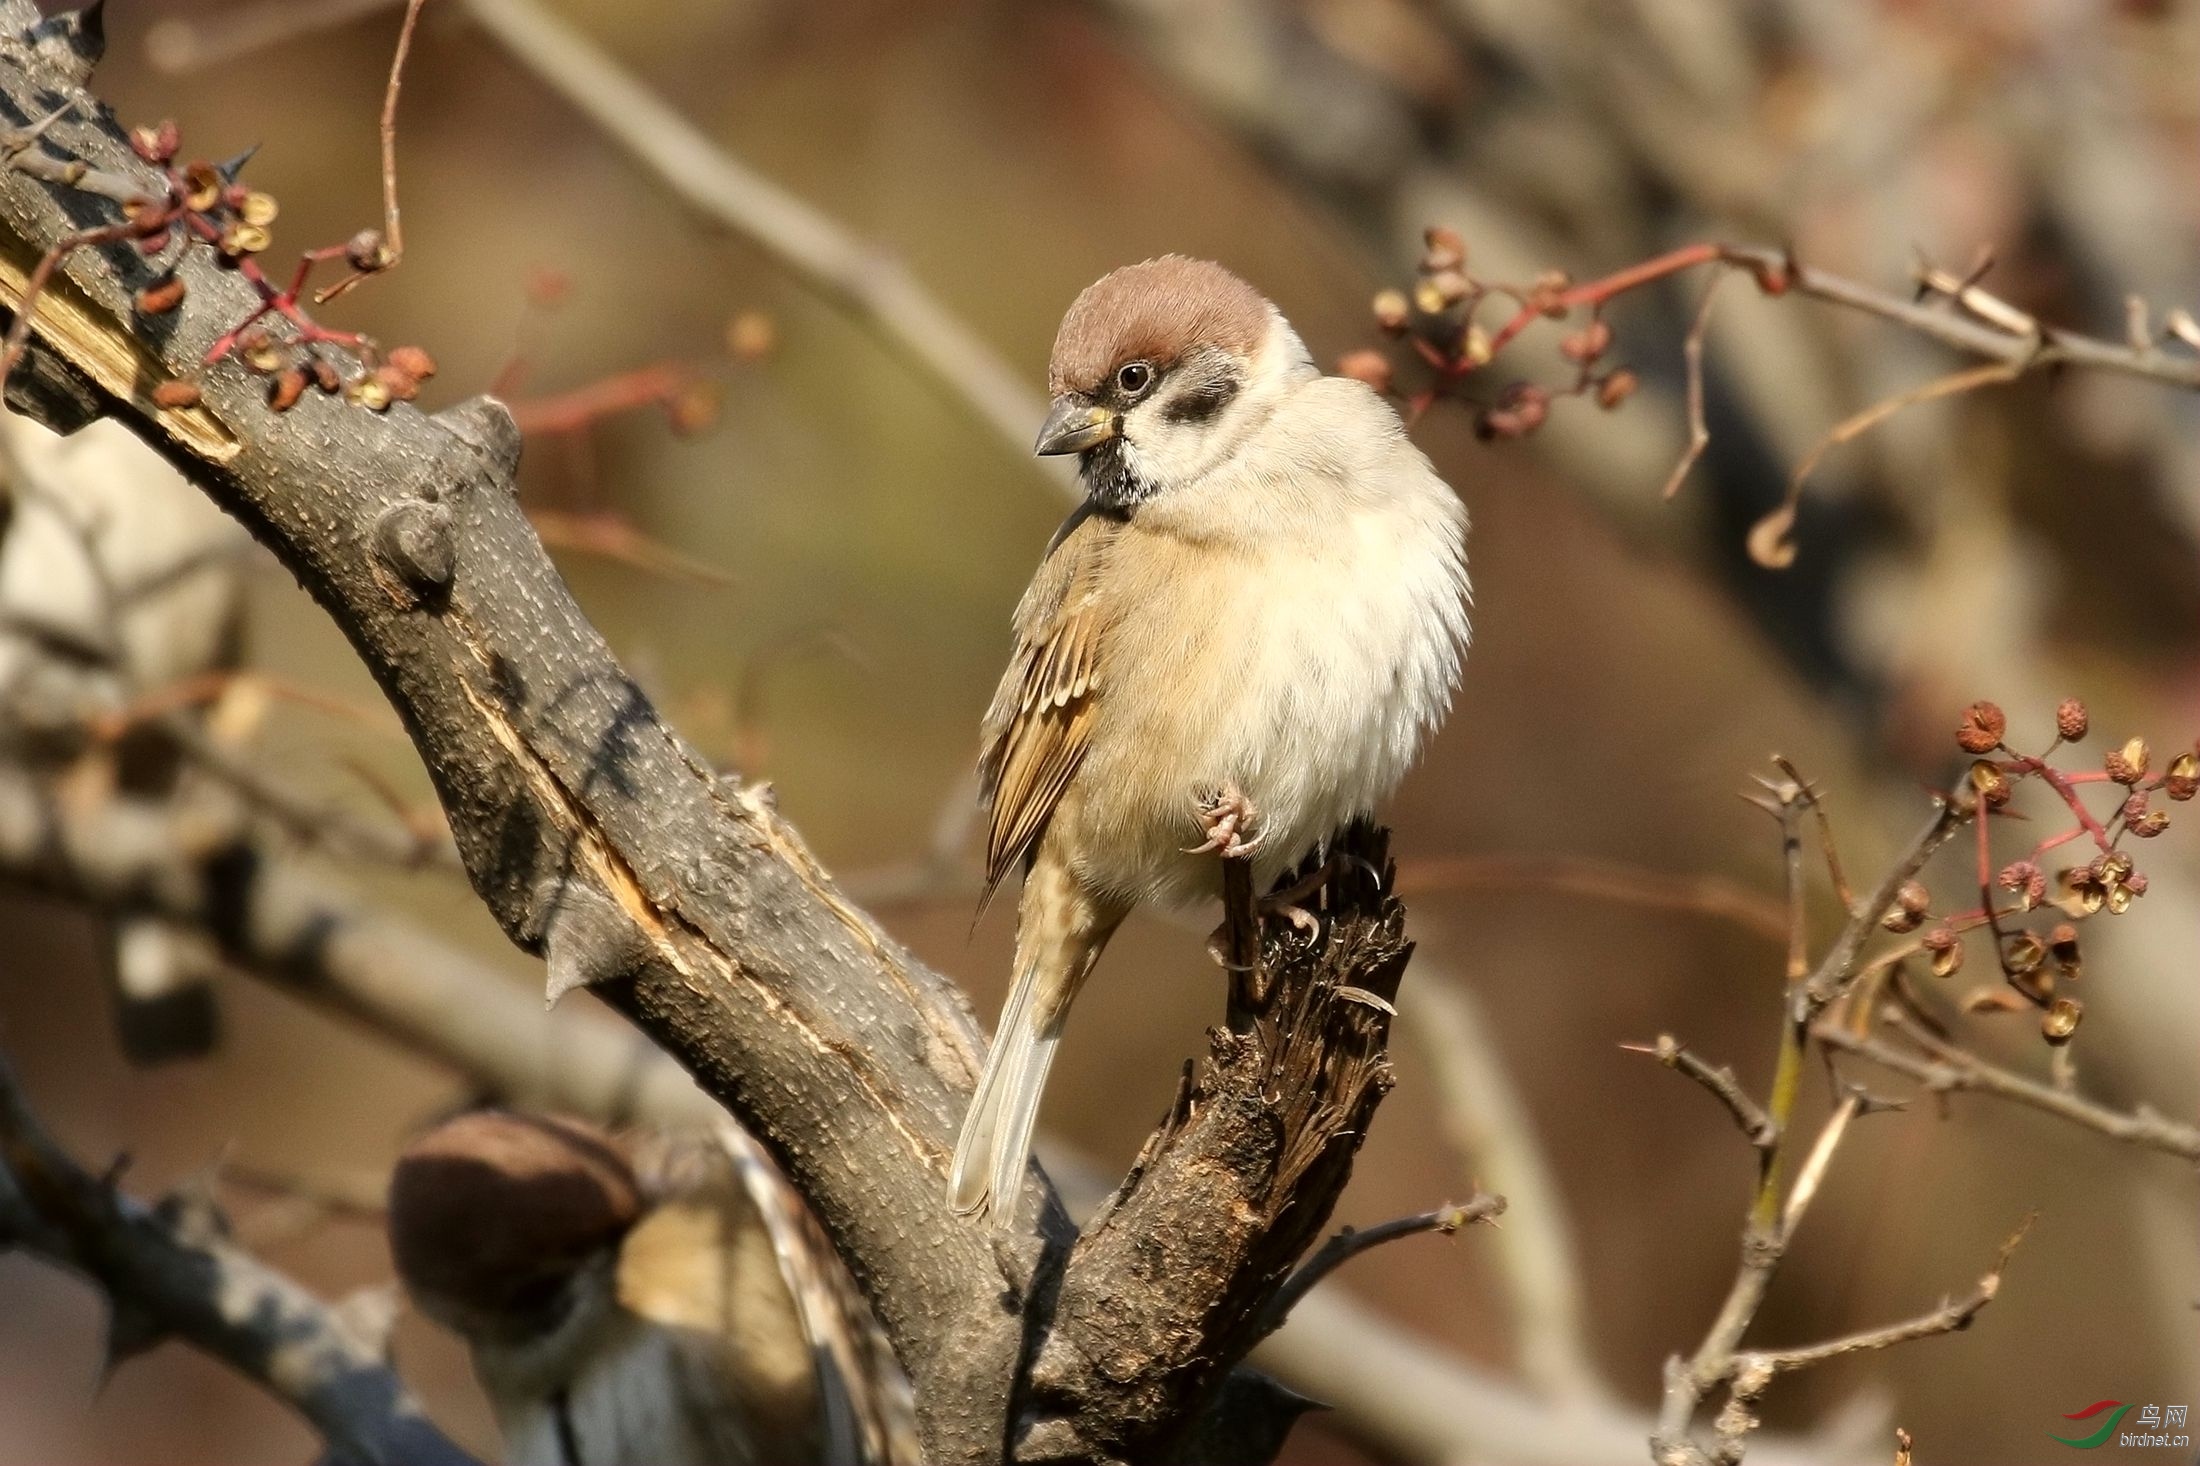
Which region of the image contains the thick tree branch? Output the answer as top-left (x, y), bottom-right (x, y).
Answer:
top-left (0, 1050), bottom-right (478, 1466)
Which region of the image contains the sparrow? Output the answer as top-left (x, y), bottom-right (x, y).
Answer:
top-left (949, 256), bottom-right (1470, 1220)
top-left (388, 1110), bottom-right (917, 1466)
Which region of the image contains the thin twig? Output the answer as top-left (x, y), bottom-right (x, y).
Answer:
top-left (1660, 272), bottom-right (1723, 501)
top-left (314, 0), bottom-right (425, 302)
top-left (1817, 1013), bottom-right (2200, 1161)
top-left (1623, 1035), bottom-right (1775, 1151)
top-left (1747, 360), bottom-right (2022, 569)
top-left (1739, 1212), bottom-right (2032, 1374)
top-left (1253, 1196), bottom-right (1505, 1341)
top-left (1396, 852), bottom-right (1789, 945)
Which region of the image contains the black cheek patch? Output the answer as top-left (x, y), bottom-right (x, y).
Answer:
top-left (1161, 375), bottom-right (1240, 425)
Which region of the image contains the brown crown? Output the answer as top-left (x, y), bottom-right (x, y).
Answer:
top-left (1048, 256), bottom-right (1270, 396)
top-left (387, 1110), bottom-right (643, 1331)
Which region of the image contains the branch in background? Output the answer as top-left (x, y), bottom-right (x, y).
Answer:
top-left (1622, 1035), bottom-right (1776, 1152)
top-left (1816, 1013), bottom-right (2200, 1162)
top-left (1400, 968), bottom-right (1610, 1407)
top-left (1348, 235), bottom-right (2200, 567)
top-left (0, 1049), bottom-right (480, 1466)
top-left (1641, 713), bottom-right (2200, 1462)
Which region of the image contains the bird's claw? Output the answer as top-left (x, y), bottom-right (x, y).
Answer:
top-left (1187, 785), bottom-right (1263, 859)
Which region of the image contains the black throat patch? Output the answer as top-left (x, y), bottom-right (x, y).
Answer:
top-left (1081, 438), bottom-right (1157, 513)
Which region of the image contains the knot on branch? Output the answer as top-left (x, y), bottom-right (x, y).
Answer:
top-left (370, 493), bottom-right (453, 609)
top-left (1022, 823), bottom-right (1412, 1465)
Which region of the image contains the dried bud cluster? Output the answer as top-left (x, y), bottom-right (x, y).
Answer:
top-left (1906, 698), bottom-right (2195, 1052)
top-left (46, 113), bottom-right (448, 424)
top-left (1339, 225), bottom-right (1640, 436)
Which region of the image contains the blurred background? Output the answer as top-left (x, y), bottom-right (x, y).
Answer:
top-left (0, 1), bottom-right (2195, 1462)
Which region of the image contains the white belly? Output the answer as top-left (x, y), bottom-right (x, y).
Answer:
top-left (1068, 502), bottom-right (1467, 908)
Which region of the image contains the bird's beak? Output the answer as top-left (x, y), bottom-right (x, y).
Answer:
top-left (1034, 397), bottom-right (1118, 456)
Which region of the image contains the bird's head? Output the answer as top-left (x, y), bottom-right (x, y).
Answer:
top-left (387, 1110), bottom-right (642, 1347)
top-left (1037, 256), bottom-right (1314, 511)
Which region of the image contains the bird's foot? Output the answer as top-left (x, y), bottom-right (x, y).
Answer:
top-left (1257, 858), bottom-right (1336, 936)
top-left (1186, 783), bottom-right (1264, 859)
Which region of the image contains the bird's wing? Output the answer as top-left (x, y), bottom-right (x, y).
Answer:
top-left (978, 505), bottom-right (1114, 903)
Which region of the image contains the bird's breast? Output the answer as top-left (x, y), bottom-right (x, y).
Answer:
top-left (1068, 494), bottom-right (1466, 906)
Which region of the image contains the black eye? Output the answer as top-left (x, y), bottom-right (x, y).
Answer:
top-left (1116, 361), bottom-right (1153, 396)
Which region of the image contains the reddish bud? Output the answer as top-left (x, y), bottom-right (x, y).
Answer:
top-left (374, 364), bottom-right (420, 403)
top-left (666, 380), bottom-right (721, 436)
top-left (1968, 759), bottom-right (2011, 807)
top-left (1337, 349), bottom-right (1394, 394)
top-left (725, 311), bottom-right (777, 361)
top-left (1997, 860), bottom-right (2043, 910)
top-left (151, 380), bottom-right (201, 409)
top-left (2165, 751), bottom-right (2197, 801)
top-left (346, 228), bottom-right (394, 273)
top-left (1421, 225), bottom-right (1466, 274)
top-left (1956, 701), bottom-right (2006, 754)
top-left (268, 367), bottom-right (307, 412)
top-left (1372, 288), bottom-right (1410, 336)
top-left (310, 356), bottom-right (342, 395)
top-left (131, 121), bottom-right (182, 165)
top-left (2055, 698), bottom-right (2089, 740)
top-left (1558, 319), bottom-right (1613, 364)
top-left (134, 276), bottom-right (186, 315)
top-left (1596, 369), bottom-right (1639, 409)
top-left (385, 345), bottom-right (438, 383)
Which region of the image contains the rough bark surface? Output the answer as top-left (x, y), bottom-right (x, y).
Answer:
top-left (0, 18), bottom-right (1418, 1461)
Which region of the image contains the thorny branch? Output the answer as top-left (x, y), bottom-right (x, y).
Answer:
top-left (1643, 700), bottom-right (2200, 1464)
top-left (0, 1050), bottom-right (479, 1466)
top-left (1253, 1195), bottom-right (1507, 1343)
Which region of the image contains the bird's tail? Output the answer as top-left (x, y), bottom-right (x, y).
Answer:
top-left (948, 953), bottom-right (1062, 1220)
top-left (949, 867), bottom-right (1117, 1223)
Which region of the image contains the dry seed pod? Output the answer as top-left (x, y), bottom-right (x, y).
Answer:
top-left (2055, 698), bottom-right (2089, 740)
top-left (2105, 737), bottom-right (2149, 784)
top-left (386, 345), bottom-right (438, 382)
top-left (2165, 752), bottom-right (2197, 801)
top-left (2041, 997), bottom-right (2082, 1045)
top-left (1956, 701), bottom-right (2006, 754)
